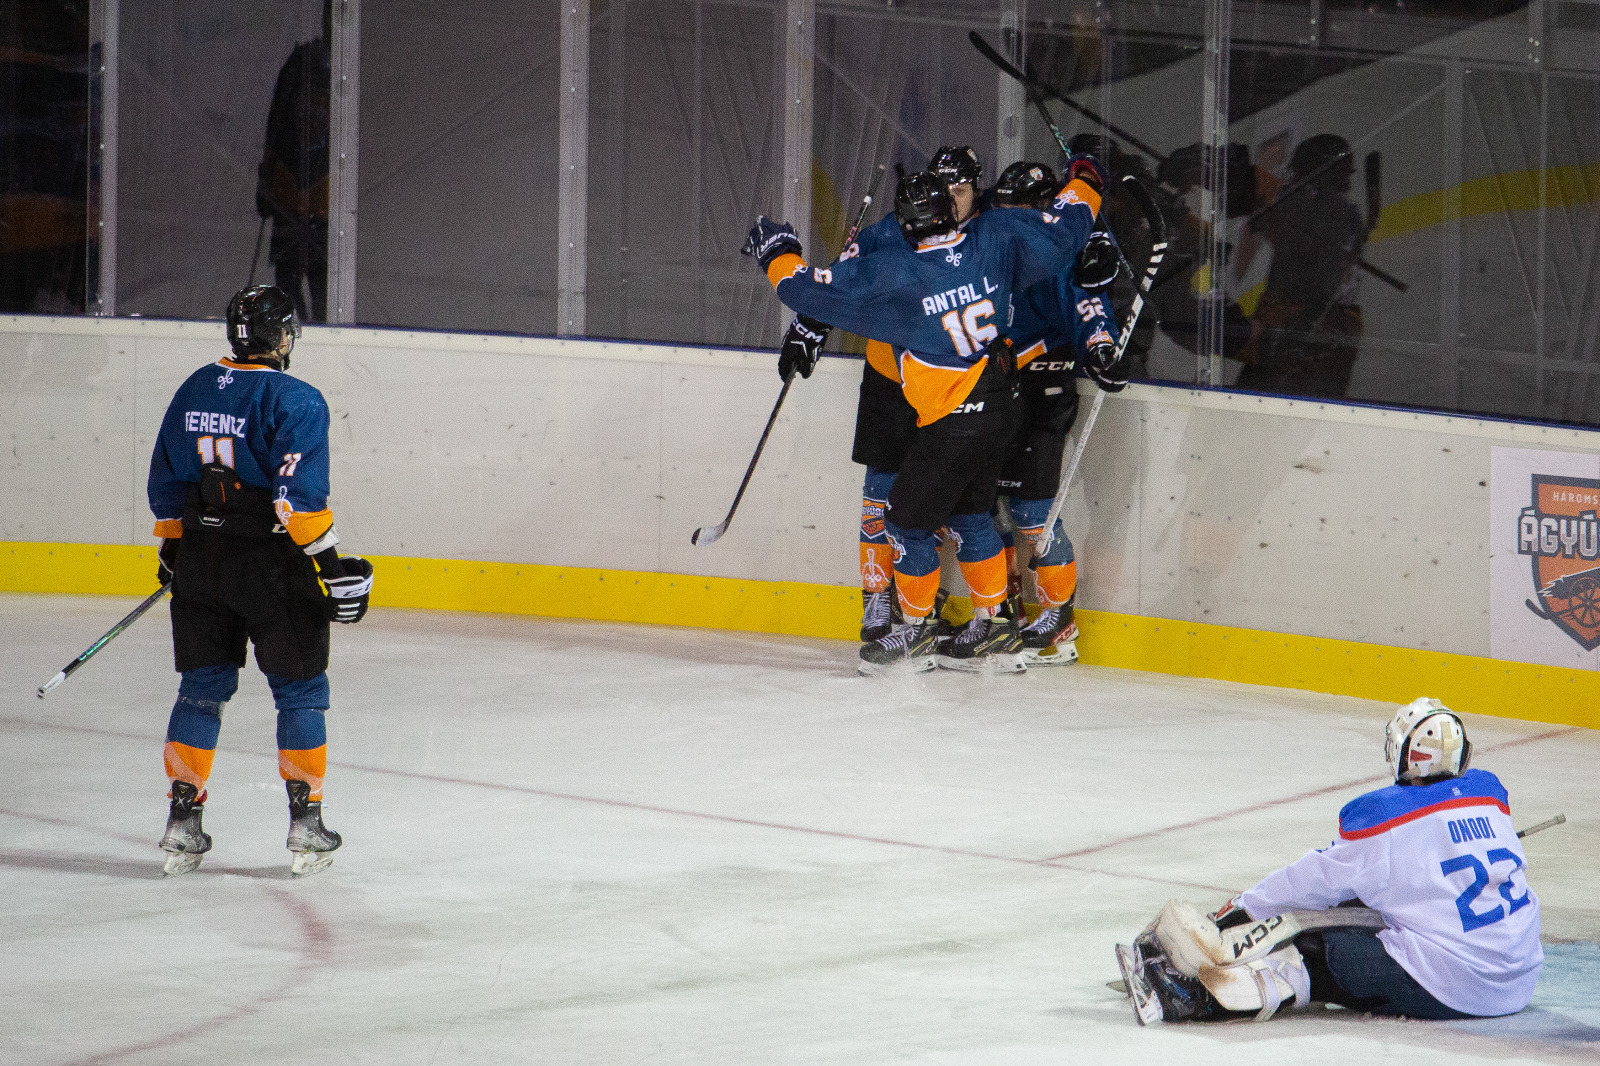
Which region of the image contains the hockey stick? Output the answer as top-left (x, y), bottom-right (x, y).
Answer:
top-left (1037, 175), bottom-right (1167, 555)
top-left (1517, 813), bottom-right (1566, 839)
top-left (969, 31), bottom-right (1407, 295)
top-left (37, 582), bottom-right (171, 697)
top-left (692, 165), bottom-right (887, 546)
top-left (247, 216), bottom-right (266, 287)
top-left (969, 31), bottom-right (1164, 163)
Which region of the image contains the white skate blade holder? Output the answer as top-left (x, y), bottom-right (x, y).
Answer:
top-left (934, 652), bottom-right (1027, 674)
top-left (162, 851), bottom-right (204, 877)
top-left (291, 850), bottom-right (336, 877)
top-left (1020, 642), bottom-right (1078, 666)
top-left (857, 655), bottom-right (937, 677)
top-left (1115, 942), bottom-right (1163, 1026)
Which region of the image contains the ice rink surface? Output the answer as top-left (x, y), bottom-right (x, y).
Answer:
top-left (2, 594), bottom-right (1597, 1066)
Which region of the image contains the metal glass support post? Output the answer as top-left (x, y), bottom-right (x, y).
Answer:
top-left (328, 0), bottom-right (361, 324)
top-left (1441, 58), bottom-right (1463, 409)
top-left (779, 0), bottom-right (814, 334)
top-left (88, 0), bottom-right (118, 316)
top-left (1196, 0), bottom-right (1231, 386)
top-left (558, 0), bottom-right (591, 337)
top-left (996, 1), bottom-right (1025, 171)
top-left (1529, 1), bottom-right (1547, 401)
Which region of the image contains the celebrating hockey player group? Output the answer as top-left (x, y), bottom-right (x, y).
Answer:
top-left (749, 145), bottom-right (1136, 675)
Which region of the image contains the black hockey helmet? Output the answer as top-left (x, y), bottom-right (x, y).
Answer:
top-left (1289, 133), bottom-right (1353, 183)
top-left (928, 145), bottom-right (982, 188)
top-left (993, 161), bottom-right (1059, 209)
top-left (895, 171), bottom-right (958, 245)
top-left (226, 285), bottom-right (300, 363)
top-left (1075, 231), bottom-right (1119, 290)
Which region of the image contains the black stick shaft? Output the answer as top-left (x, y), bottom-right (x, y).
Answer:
top-left (38, 582), bottom-right (171, 697)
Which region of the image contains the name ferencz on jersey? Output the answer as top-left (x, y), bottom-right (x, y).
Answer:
top-left (184, 411), bottom-right (247, 437)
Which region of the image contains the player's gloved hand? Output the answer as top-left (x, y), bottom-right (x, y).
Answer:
top-left (742, 216), bottom-right (803, 271)
top-left (1075, 232), bottom-right (1120, 290)
top-left (778, 314), bottom-right (829, 380)
top-left (1064, 153), bottom-right (1108, 196)
top-left (321, 556), bottom-right (374, 624)
top-left (1084, 340), bottom-right (1128, 393)
top-left (157, 538), bottom-right (180, 586)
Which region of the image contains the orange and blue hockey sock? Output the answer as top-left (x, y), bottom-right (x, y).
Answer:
top-left (269, 673), bottom-right (331, 801)
top-left (860, 468), bottom-right (897, 594)
top-left (164, 664), bottom-right (239, 796)
top-left (1010, 498), bottom-right (1078, 607)
top-left (946, 511), bottom-right (1009, 612)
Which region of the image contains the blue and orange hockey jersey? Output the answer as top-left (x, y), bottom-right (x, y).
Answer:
top-left (147, 358), bottom-right (337, 552)
top-left (764, 177), bottom-right (1102, 425)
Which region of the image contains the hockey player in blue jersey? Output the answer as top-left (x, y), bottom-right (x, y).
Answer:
top-left (985, 161), bottom-right (1128, 666)
top-left (1117, 698), bottom-right (1542, 1024)
top-left (147, 284), bottom-right (374, 877)
top-left (775, 146), bottom-right (987, 646)
top-left (745, 154), bottom-right (1107, 672)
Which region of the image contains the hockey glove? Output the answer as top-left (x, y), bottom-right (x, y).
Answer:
top-left (320, 555), bottom-right (374, 624)
top-left (1084, 340), bottom-right (1128, 393)
top-left (742, 216), bottom-right (803, 271)
top-left (779, 314), bottom-right (829, 380)
top-left (157, 537), bottom-right (180, 586)
top-left (1064, 153), bottom-right (1108, 197)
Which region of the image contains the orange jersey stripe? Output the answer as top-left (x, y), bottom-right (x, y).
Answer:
top-left (765, 252), bottom-right (806, 288)
top-left (900, 353), bottom-right (987, 426)
top-left (153, 519), bottom-right (183, 539)
top-left (1015, 340), bottom-right (1047, 369)
top-left (280, 507), bottom-right (334, 548)
top-left (864, 339), bottom-right (901, 383)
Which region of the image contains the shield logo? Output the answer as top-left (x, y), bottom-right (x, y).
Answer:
top-left (1518, 474), bottom-right (1600, 650)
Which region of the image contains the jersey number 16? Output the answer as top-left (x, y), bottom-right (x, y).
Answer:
top-left (939, 299), bottom-right (997, 358)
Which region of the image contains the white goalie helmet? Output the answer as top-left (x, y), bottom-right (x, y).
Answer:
top-left (1385, 697), bottom-right (1472, 783)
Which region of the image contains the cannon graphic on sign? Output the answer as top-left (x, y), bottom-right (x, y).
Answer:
top-left (1527, 563), bottom-right (1600, 630)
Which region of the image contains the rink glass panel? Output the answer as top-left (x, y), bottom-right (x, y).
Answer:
top-left (355, 2), bottom-right (561, 335)
top-left (6, 0), bottom-right (1598, 427)
top-left (111, 1), bottom-right (326, 320)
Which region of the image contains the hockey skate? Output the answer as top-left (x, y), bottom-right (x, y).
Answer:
top-left (1116, 941), bottom-right (1164, 1026)
top-left (285, 780), bottom-right (342, 877)
top-left (159, 781), bottom-right (212, 876)
top-left (860, 588), bottom-right (895, 643)
top-left (936, 599), bottom-right (1026, 672)
top-left (859, 616), bottom-right (940, 675)
top-left (1115, 926), bottom-right (1223, 1025)
top-left (1019, 599), bottom-right (1079, 666)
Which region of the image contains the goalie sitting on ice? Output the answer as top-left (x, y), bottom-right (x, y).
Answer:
top-left (1117, 698), bottom-right (1542, 1024)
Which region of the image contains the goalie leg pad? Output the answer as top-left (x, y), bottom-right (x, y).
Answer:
top-left (1197, 943), bottom-right (1312, 1022)
top-left (1153, 899), bottom-right (1229, 976)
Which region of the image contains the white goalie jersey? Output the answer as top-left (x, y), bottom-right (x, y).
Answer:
top-left (1236, 768), bottom-right (1542, 1017)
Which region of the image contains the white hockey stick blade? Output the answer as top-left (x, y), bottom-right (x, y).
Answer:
top-left (162, 851), bottom-right (204, 877)
top-left (291, 850), bottom-right (337, 878)
top-left (37, 671), bottom-right (66, 698)
top-left (690, 520), bottom-right (729, 546)
top-left (1517, 813), bottom-right (1566, 838)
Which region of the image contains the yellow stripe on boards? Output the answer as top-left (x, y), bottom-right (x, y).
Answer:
top-left (1367, 162), bottom-right (1600, 245)
top-left (4, 541), bottom-right (1595, 730)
